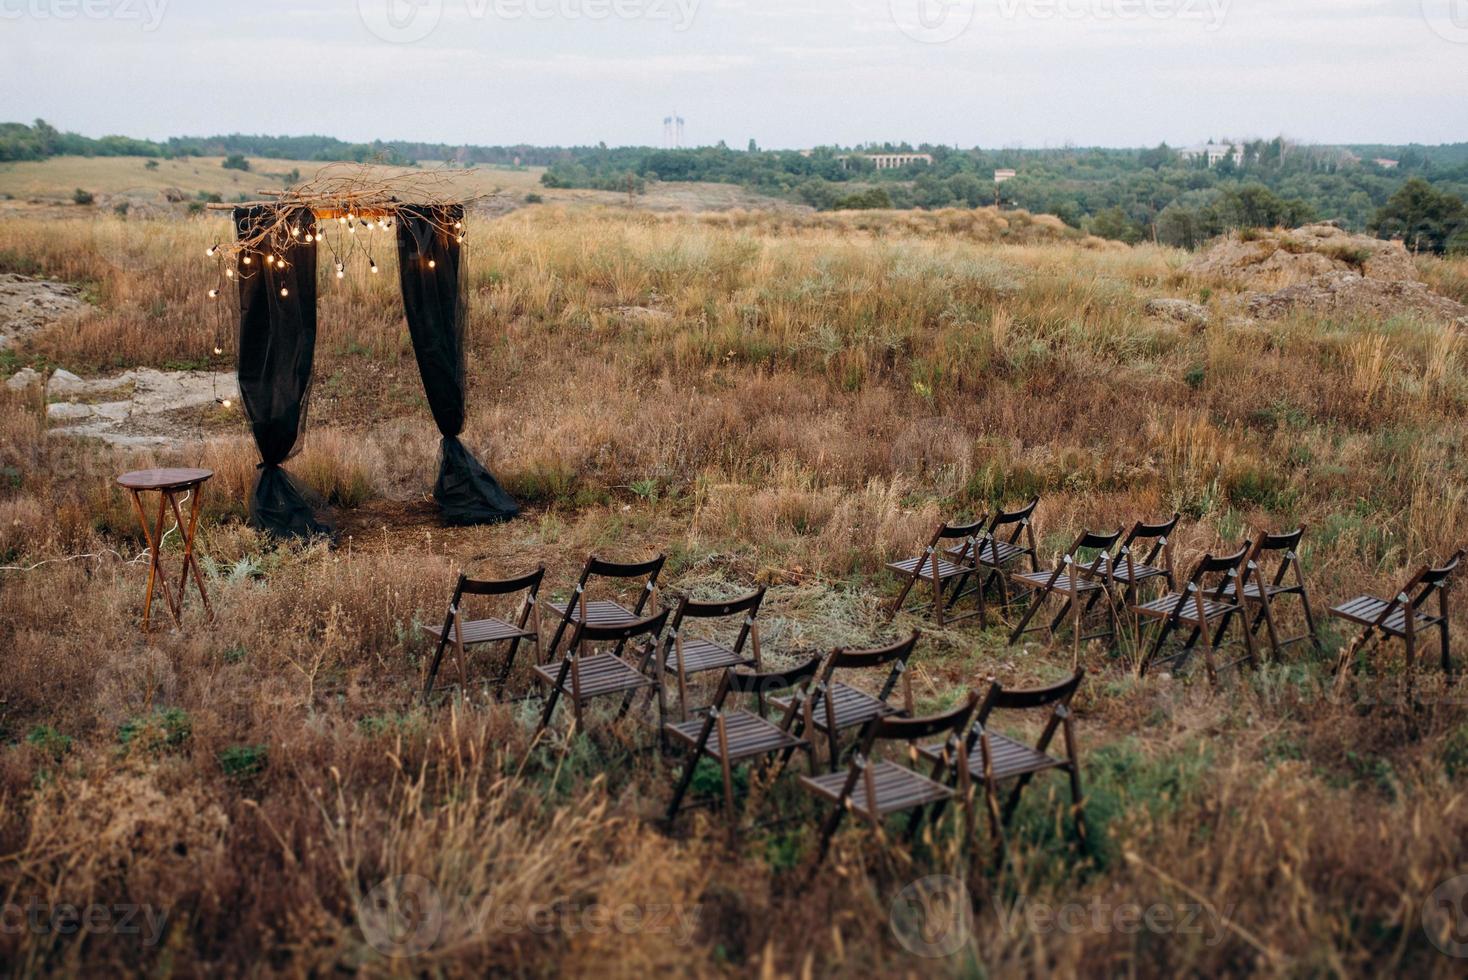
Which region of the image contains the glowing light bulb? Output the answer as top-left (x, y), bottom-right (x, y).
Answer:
top-left (220, 398), bottom-right (232, 408)
top-left (213, 346), bottom-right (223, 355)
top-left (280, 287), bottom-right (289, 297)
top-left (291, 226), bottom-right (301, 237)
top-left (338, 216), bottom-right (346, 224)
top-left (348, 224), bottom-right (355, 234)
top-left (456, 235), bottom-right (464, 244)
top-left (369, 259), bottom-right (379, 274)
top-left (225, 268), bottom-right (235, 279)
top-left (242, 256), bottom-right (252, 265)
top-left (428, 259), bottom-right (436, 269)
top-left (207, 289), bottom-right (219, 298)
top-left (304, 234), bottom-right (313, 243)
top-left (336, 262), bottom-right (345, 279)
top-left (454, 221), bottom-right (463, 229)
top-left (206, 246), bottom-right (217, 257)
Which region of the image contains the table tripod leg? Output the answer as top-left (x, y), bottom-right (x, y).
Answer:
top-left (172, 482), bottom-right (212, 619)
top-left (154, 491), bottom-right (181, 626)
top-left (128, 489), bottom-right (157, 632)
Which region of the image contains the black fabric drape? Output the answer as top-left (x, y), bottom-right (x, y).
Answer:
top-left (396, 205), bottom-right (518, 525)
top-left (234, 205), bottom-right (333, 539)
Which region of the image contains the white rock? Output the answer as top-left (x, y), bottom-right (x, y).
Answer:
top-left (4, 367), bottom-right (40, 390)
top-left (47, 368), bottom-right (87, 395)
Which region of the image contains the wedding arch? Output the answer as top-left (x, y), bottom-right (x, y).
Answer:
top-left (207, 169), bottom-right (518, 537)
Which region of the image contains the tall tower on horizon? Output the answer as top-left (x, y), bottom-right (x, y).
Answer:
top-left (663, 112), bottom-right (686, 148)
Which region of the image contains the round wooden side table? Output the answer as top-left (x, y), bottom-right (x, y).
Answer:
top-left (117, 467), bottom-right (214, 631)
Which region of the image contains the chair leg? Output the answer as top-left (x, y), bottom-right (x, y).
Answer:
top-left (665, 751), bottom-right (700, 825)
top-left (984, 783), bottom-right (1005, 871)
top-left (1441, 616), bottom-right (1453, 678)
top-left (1199, 615), bottom-right (1219, 688)
top-left (1237, 608), bottom-right (1261, 670)
top-left (1139, 618), bottom-right (1174, 676)
top-left (886, 572), bottom-right (916, 623)
top-left (814, 803), bottom-right (846, 864)
top-left (494, 636), bottom-right (524, 698)
top-left (1068, 763), bottom-right (1089, 852)
top-left (1300, 591), bottom-right (1323, 653)
top-left (1008, 588), bottom-right (1048, 644)
top-left (424, 633), bottom-right (451, 703)
top-left (1254, 596), bottom-right (1283, 662)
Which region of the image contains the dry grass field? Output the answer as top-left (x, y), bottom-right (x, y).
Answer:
top-left (0, 155), bottom-right (795, 217)
top-left (0, 199), bottom-right (1466, 977)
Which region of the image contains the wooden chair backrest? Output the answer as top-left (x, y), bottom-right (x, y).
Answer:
top-left (968, 669), bottom-right (1085, 761)
top-left (667, 586), bottom-right (765, 654)
top-left (985, 497), bottom-right (1040, 543)
top-left (1121, 512), bottom-right (1180, 567)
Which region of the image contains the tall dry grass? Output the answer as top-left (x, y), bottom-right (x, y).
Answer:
top-left (1, 207), bottom-right (1466, 975)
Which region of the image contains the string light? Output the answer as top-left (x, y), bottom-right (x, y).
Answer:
top-left (304, 233), bottom-right (313, 243)
top-left (213, 345), bottom-right (223, 355)
top-left (369, 258), bottom-right (379, 274)
top-left (336, 262), bottom-right (345, 279)
top-left (225, 268), bottom-right (235, 279)
top-left (291, 226), bottom-right (301, 238)
top-left (207, 288), bottom-right (219, 299)
top-left (280, 287), bottom-right (289, 297)
top-left (427, 259), bottom-right (436, 269)
top-left (218, 398), bottom-right (232, 408)
top-left (242, 255), bottom-right (252, 265)
top-left (206, 245), bottom-right (217, 257)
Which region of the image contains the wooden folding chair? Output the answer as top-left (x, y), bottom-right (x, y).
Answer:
top-left (534, 609), bottom-right (670, 735)
top-left (769, 633), bottom-right (919, 772)
top-left (662, 587), bottom-right (767, 723)
top-left (1133, 544), bottom-right (1260, 684)
top-left (1221, 528), bottom-right (1321, 660)
top-left (422, 567), bottom-right (544, 703)
top-left (663, 655), bottom-right (822, 839)
top-left (948, 497), bottom-right (1041, 615)
top-left (1008, 528), bottom-right (1123, 664)
top-left (883, 517), bottom-right (987, 627)
top-left (1331, 549), bottom-right (1462, 692)
top-left (1098, 513), bottom-right (1180, 605)
top-left (543, 554), bottom-right (665, 661)
top-left (801, 692), bottom-right (979, 864)
top-left (917, 671), bottom-right (1087, 867)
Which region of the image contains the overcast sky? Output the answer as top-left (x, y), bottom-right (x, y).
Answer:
top-left (3, 0), bottom-right (1465, 148)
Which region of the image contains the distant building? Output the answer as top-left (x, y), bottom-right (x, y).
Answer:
top-left (1373, 158), bottom-right (1400, 169)
top-left (994, 168), bottom-right (1017, 183)
top-left (801, 151), bottom-right (935, 169)
top-left (862, 152), bottom-right (933, 170)
top-left (1178, 142), bottom-right (1245, 167)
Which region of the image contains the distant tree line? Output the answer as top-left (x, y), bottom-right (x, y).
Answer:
top-left (4, 120), bottom-right (1465, 251)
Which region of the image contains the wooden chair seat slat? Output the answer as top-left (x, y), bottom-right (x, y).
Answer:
top-left (666, 710), bottom-right (807, 761)
top-left (1330, 595), bottom-right (1443, 635)
top-left (662, 637), bottom-right (753, 674)
top-left (545, 599), bottom-right (639, 626)
top-left (1094, 555), bottom-right (1167, 584)
top-left (423, 617), bottom-right (535, 646)
top-left (948, 539), bottom-right (1031, 567)
top-left (919, 731), bottom-right (1066, 781)
top-left (769, 682), bottom-right (901, 733)
top-left (885, 556), bottom-right (969, 579)
top-left (532, 654), bottom-right (655, 698)
top-left (800, 760), bottom-right (953, 817)
top-left (1134, 593), bottom-right (1239, 624)
top-left (1010, 569), bottom-right (1107, 593)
